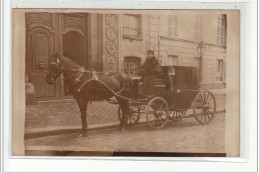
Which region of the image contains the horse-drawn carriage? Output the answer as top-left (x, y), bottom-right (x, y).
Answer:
top-left (118, 65), bottom-right (216, 129)
top-left (46, 53), bottom-right (216, 136)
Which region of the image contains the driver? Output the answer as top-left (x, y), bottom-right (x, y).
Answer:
top-left (140, 50), bottom-right (161, 96)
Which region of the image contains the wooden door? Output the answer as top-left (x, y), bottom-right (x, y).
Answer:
top-left (60, 14), bottom-right (88, 95)
top-left (26, 12), bottom-right (88, 99)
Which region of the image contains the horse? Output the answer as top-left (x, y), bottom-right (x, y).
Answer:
top-left (45, 52), bottom-right (137, 137)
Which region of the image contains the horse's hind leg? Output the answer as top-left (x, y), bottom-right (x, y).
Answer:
top-left (77, 101), bottom-right (88, 137)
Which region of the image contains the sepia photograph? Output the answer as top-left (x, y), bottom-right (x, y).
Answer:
top-left (11, 9), bottom-right (240, 157)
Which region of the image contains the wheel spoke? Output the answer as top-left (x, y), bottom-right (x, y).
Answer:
top-left (207, 109), bottom-right (214, 116)
top-left (177, 112), bottom-right (180, 118)
top-left (196, 109), bottom-right (203, 114)
top-left (158, 115), bottom-right (165, 122)
top-left (132, 115), bottom-right (138, 122)
top-left (206, 110), bottom-right (213, 120)
top-left (208, 101), bottom-right (215, 108)
top-left (159, 107), bottom-right (167, 113)
top-left (132, 113), bottom-right (138, 119)
top-left (159, 102), bottom-right (164, 110)
top-left (205, 92), bottom-right (210, 103)
top-left (200, 94), bottom-right (203, 103)
top-left (206, 111), bottom-right (211, 121)
top-left (155, 117), bottom-right (159, 126)
top-left (207, 97), bottom-right (213, 104)
top-left (204, 111), bottom-right (208, 122)
top-left (132, 116), bottom-right (135, 123)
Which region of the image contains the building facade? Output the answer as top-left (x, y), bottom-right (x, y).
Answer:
top-left (118, 11), bottom-right (226, 90)
top-left (25, 11), bottom-right (226, 99)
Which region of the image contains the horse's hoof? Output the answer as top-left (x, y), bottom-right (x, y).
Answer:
top-left (78, 132), bottom-right (86, 138)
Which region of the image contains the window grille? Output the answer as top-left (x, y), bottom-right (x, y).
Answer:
top-left (124, 57), bottom-right (140, 76)
top-left (217, 15), bottom-right (226, 46)
top-left (195, 15), bottom-right (203, 42)
top-left (123, 14), bottom-right (141, 37)
top-left (167, 15), bottom-right (178, 38)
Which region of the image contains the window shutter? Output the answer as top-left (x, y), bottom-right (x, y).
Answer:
top-left (173, 15), bottom-right (178, 37)
top-left (223, 59), bottom-right (226, 82)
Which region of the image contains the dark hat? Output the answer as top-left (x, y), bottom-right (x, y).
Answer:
top-left (147, 50), bottom-right (154, 55)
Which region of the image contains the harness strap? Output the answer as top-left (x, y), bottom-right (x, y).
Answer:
top-left (80, 78), bottom-right (144, 104)
top-left (106, 98), bottom-right (119, 104)
top-left (58, 66), bottom-right (142, 104)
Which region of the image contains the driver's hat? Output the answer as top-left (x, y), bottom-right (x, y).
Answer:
top-left (147, 50), bottom-right (154, 55)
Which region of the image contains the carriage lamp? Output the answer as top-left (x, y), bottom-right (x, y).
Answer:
top-left (197, 42), bottom-right (206, 83)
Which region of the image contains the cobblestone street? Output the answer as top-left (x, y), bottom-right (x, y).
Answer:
top-left (25, 113), bottom-right (225, 154)
top-left (25, 99), bottom-right (119, 132)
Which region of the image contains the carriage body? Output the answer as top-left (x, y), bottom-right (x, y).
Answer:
top-left (136, 65), bottom-right (200, 110)
top-left (123, 65), bottom-right (216, 129)
top-left (155, 66), bottom-right (200, 111)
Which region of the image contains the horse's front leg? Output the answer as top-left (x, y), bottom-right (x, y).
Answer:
top-left (117, 98), bottom-right (129, 131)
top-left (77, 100), bottom-right (88, 137)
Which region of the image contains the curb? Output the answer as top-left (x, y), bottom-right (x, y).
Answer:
top-left (24, 122), bottom-right (120, 139)
top-left (25, 110), bottom-right (225, 140)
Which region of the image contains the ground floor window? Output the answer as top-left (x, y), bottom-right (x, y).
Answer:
top-left (124, 57), bottom-right (140, 76)
top-left (216, 59), bottom-right (224, 81)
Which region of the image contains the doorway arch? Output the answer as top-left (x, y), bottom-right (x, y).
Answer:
top-left (63, 31), bottom-right (85, 66)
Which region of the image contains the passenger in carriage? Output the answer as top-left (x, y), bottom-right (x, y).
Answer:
top-left (140, 50), bottom-right (161, 96)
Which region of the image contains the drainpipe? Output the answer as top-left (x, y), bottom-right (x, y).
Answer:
top-left (197, 42), bottom-right (205, 83)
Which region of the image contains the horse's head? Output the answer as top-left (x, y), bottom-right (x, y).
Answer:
top-left (45, 52), bottom-right (63, 84)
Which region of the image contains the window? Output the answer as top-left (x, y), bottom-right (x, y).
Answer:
top-left (195, 15), bottom-right (203, 42)
top-left (217, 14), bottom-right (227, 46)
top-left (167, 15), bottom-right (178, 37)
top-left (124, 57), bottom-right (140, 76)
top-left (216, 59), bottom-right (224, 81)
top-left (123, 14), bottom-right (141, 38)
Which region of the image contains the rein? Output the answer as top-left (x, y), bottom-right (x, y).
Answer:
top-left (52, 67), bottom-right (134, 99)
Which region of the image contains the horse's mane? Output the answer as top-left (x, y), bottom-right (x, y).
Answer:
top-left (59, 55), bottom-right (81, 69)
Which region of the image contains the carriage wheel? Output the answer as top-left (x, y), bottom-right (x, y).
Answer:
top-left (117, 105), bottom-right (140, 125)
top-left (170, 110), bottom-right (186, 121)
top-left (193, 91), bottom-right (216, 125)
top-left (146, 97), bottom-right (169, 129)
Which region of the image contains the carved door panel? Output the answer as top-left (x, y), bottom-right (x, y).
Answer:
top-left (26, 13), bottom-right (88, 99)
top-left (26, 13), bottom-right (61, 99)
